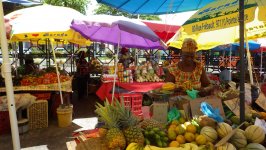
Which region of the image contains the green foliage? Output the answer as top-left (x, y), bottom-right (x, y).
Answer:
top-left (42, 0), bottom-right (89, 14)
top-left (94, 4), bottom-right (161, 21)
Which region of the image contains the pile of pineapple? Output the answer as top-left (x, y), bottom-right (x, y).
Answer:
top-left (95, 99), bottom-right (164, 150)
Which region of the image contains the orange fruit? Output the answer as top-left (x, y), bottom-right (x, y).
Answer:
top-left (184, 132), bottom-right (195, 142)
top-left (169, 141), bottom-right (180, 147)
top-left (175, 124), bottom-right (186, 135)
top-left (186, 124), bottom-right (197, 134)
top-left (176, 135), bottom-right (186, 144)
top-left (196, 134), bottom-right (207, 145)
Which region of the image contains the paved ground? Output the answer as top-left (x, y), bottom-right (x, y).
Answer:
top-left (0, 94), bottom-right (102, 150)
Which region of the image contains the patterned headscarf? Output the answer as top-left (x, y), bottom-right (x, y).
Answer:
top-left (181, 38), bottom-right (198, 53)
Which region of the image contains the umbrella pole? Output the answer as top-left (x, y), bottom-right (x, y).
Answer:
top-left (50, 39), bottom-right (64, 105)
top-left (245, 32), bottom-right (254, 85)
top-left (111, 47), bottom-right (119, 102)
top-left (260, 49), bottom-right (263, 77)
top-left (239, 0), bottom-right (245, 123)
top-left (0, 1), bottom-right (21, 149)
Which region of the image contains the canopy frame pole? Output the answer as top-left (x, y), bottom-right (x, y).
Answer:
top-left (239, 0), bottom-right (245, 123)
top-left (0, 1), bottom-right (21, 149)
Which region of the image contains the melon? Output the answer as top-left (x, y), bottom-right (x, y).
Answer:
top-left (245, 125), bottom-right (265, 143)
top-left (246, 143), bottom-right (266, 150)
top-left (200, 126), bottom-right (218, 143)
top-left (230, 129), bottom-right (247, 148)
top-left (216, 122), bottom-right (233, 138)
top-left (216, 142), bottom-right (236, 150)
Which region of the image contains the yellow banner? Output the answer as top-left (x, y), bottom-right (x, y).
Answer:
top-left (259, 6), bottom-right (266, 21)
top-left (183, 7), bottom-right (256, 34)
top-left (10, 29), bottom-right (91, 46)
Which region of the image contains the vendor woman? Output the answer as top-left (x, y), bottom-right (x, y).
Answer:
top-left (165, 38), bottom-right (213, 96)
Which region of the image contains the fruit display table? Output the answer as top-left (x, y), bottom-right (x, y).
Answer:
top-left (0, 77), bottom-right (73, 93)
top-left (96, 81), bottom-right (164, 101)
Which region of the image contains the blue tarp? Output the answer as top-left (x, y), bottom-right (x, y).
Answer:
top-left (96, 0), bottom-right (217, 15)
top-left (212, 41), bottom-right (261, 51)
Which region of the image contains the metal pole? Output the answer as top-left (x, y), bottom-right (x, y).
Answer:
top-left (239, 0), bottom-right (245, 123)
top-left (0, 1), bottom-right (21, 149)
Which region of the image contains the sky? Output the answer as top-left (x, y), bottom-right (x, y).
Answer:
top-left (86, 0), bottom-right (196, 26)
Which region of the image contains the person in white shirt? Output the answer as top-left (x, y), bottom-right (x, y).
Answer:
top-left (219, 66), bottom-right (231, 84)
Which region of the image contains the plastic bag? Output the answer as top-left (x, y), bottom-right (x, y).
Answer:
top-left (186, 89), bottom-right (199, 100)
top-left (200, 102), bottom-right (224, 122)
top-left (167, 107), bottom-right (180, 123)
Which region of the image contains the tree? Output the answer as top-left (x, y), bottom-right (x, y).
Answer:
top-left (42, 0), bottom-right (89, 14)
top-left (94, 4), bottom-right (161, 21)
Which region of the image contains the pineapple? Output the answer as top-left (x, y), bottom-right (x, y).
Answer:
top-left (95, 101), bottom-right (126, 150)
top-left (138, 118), bottom-right (164, 130)
top-left (114, 99), bottom-right (145, 145)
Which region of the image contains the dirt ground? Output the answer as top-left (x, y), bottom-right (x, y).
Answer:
top-left (0, 94), bottom-right (102, 150)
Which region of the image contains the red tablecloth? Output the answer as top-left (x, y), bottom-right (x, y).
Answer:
top-left (96, 82), bottom-right (164, 101)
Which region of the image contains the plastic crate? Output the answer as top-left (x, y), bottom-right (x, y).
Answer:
top-left (0, 111), bottom-right (10, 134)
top-left (27, 100), bottom-right (48, 130)
top-left (119, 93), bottom-right (143, 116)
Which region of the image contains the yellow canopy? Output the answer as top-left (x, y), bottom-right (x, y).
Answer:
top-left (5, 5), bottom-right (91, 46)
top-left (168, 0), bottom-right (266, 50)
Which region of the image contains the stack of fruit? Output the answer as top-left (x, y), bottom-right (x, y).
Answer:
top-left (95, 99), bottom-right (164, 150)
top-left (165, 116), bottom-right (266, 150)
top-left (135, 62), bottom-right (163, 82)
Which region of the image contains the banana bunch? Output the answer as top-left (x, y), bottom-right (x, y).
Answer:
top-left (143, 143), bottom-right (199, 150)
top-left (162, 82), bottom-right (176, 91)
top-left (126, 143), bottom-right (144, 150)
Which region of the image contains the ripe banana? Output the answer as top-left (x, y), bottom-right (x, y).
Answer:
top-left (126, 143), bottom-right (144, 150)
top-left (144, 145), bottom-right (187, 150)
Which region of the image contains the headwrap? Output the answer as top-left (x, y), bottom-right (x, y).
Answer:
top-left (181, 38), bottom-right (198, 53)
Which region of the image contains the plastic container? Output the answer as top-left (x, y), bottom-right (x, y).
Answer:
top-left (18, 118), bottom-right (29, 134)
top-left (119, 93), bottom-right (143, 116)
top-left (57, 104), bottom-right (73, 127)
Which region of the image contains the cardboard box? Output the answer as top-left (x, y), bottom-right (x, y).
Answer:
top-left (224, 98), bottom-right (252, 116)
top-left (256, 93), bottom-right (266, 111)
top-left (169, 96), bottom-right (189, 110)
top-left (151, 102), bottom-right (168, 123)
top-left (188, 95), bottom-right (225, 118)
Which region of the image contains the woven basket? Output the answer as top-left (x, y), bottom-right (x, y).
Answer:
top-left (27, 100), bottom-right (48, 130)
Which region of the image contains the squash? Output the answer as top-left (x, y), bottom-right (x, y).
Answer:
top-left (245, 143), bottom-right (266, 150)
top-left (245, 125), bottom-right (265, 143)
top-left (216, 143), bottom-right (236, 150)
top-left (230, 129), bottom-right (247, 148)
top-left (200, 126), bottom-right (218, 143)
top-left (216, 122), bottom-right (233, 138)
